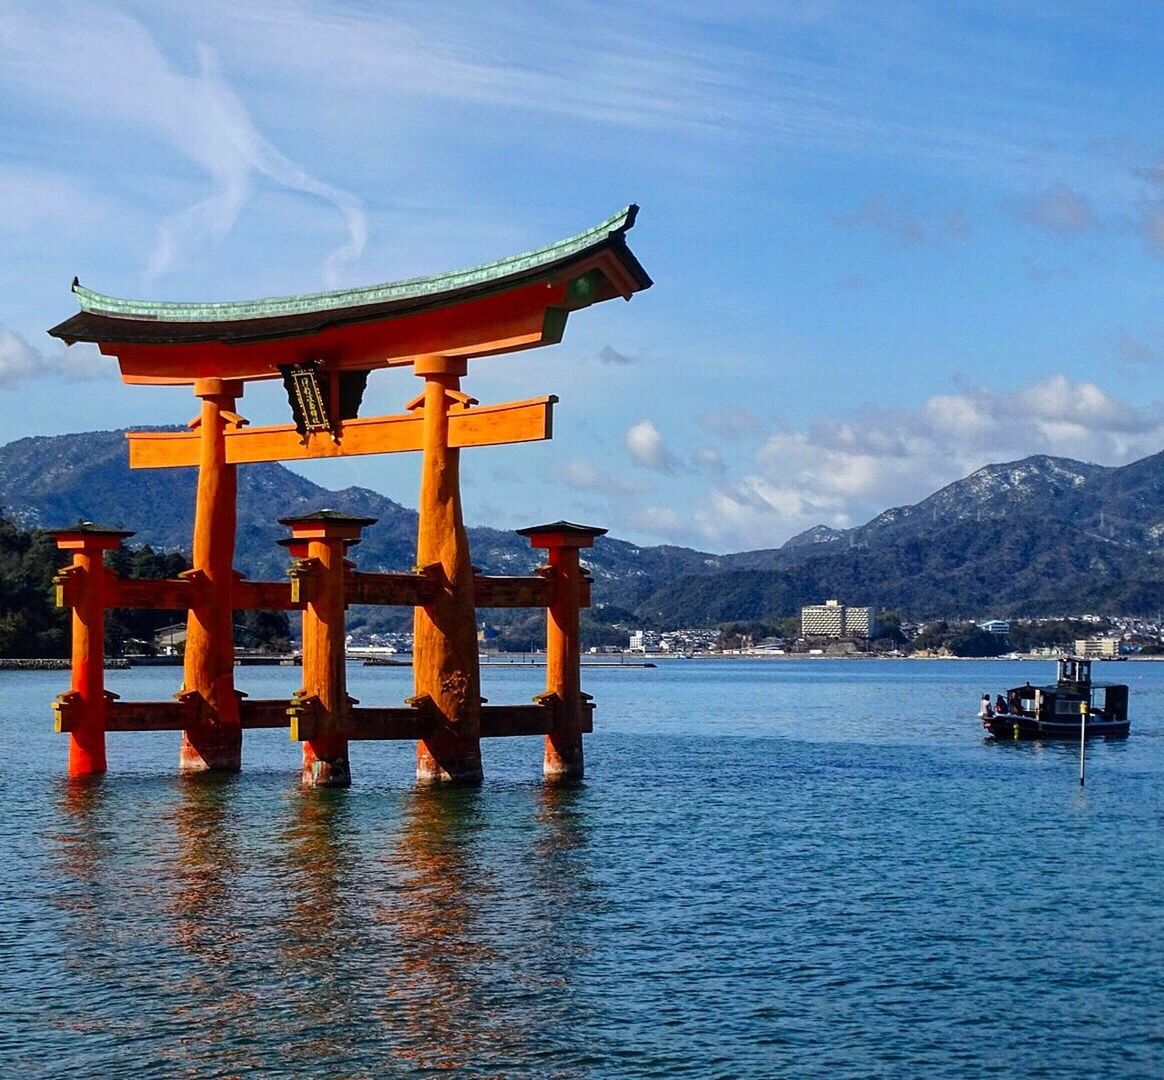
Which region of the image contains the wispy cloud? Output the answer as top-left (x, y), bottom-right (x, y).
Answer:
top-left (698, 408), bottom-right (764, 441)
top-left (0, 4), bottom-right (366, 288)
top-left (559, 459), bottom-right (651, 496)
top-left (146, 45), bottom-right (367, 287)
top-left (1016, 183), bottom-right (1097, 237)
top-left (1115, 333), bottom-right (1157, 366)
top-left (835, 194), bottom-right (969, 246)
top-left (598, 345), bottom-right (638, 365)
top-left (77, 2), bottom-right (1120, 186)
top-left (691, 447), bottom-right (725, 472)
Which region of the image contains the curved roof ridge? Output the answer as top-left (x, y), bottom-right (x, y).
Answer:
top-left (72, 205), bottom-right (640, 323)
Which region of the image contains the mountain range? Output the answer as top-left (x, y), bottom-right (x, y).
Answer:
top-left (3, 430), bottom-right (1164, 624)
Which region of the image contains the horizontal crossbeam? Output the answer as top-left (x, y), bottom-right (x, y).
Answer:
top-left (289, 697), bottom-right (594, 742)
top-left (346, 572), bottom-right (438, 607)
top-left (53, 695), bottom-right (295, 732)
top-left (108, 577), bottom-right (198, 608)
top-left (127, 396), bottom-right (556, 469)
top-left (234, 581), bottom-right (298, 611)
top-left (56, 693), bottom-right (593, 741)
top-left (55, 568), bottom-right (583, 614)
top-left (473, 575), bottom-right (552, 608)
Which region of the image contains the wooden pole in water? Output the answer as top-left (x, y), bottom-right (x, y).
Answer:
top-left (50, 524), bottom-right (133, 777)
top-left (180, 378), bottom-right (244, 772)
top-left (282, 511), bottom-right (375, 787)
top-left (517, 521), bottom-right (607, 780)
top-left (1079, 699), bottom-right (1087, 787)
top-left (411, 354), bottom-right (483, 783)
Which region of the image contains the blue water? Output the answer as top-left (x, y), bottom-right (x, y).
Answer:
top-left (1, 658), bottom-right (1161, 1077)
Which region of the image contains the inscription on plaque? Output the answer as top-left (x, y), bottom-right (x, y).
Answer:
top-left (279, 360), bottom-right (333, 438)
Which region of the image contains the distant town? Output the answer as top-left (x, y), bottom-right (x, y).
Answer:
top-left (350, 598), bottom-right (1164, 661)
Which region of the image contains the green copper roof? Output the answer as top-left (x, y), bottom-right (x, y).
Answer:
top-left (72, 206), bottom-right (640, 323)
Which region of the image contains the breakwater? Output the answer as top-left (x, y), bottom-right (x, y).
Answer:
top-left (0, 657), bottom-right (130, 670)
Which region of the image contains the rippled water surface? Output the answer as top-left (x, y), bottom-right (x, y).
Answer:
top-left (2, 658), bottom-right (1162, 1077)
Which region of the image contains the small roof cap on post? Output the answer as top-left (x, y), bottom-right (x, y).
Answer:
top-left (278, 508), bottom-right (379, 527)
top-left (47, 521), bottom-right (136, 549)
top-left (279, 508), bottom-right (377, 542)
top-left (516, 520), bottom-right (608, 549)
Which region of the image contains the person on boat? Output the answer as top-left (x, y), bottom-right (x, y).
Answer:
top-left (979, 694), bottom-right (993, 719)
top-left (995, 694), bottom-right (1009, 714)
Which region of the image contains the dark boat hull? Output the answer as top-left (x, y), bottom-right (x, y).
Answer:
top-left (983, 715), bottom-right (1130, 740)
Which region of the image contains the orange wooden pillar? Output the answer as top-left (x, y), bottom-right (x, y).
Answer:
top-left (518, 522), bottom-right (606, 780)
top-left (411, 355), bottom-right (483, 783)
top-left (282, 511), bottom-right (374, 788)
top-left (180, 377), bottom-right (244, 773)
top-left (49, 523), bottom-right (134, 777)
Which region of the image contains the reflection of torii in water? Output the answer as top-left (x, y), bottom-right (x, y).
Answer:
top-left (47, 207), bottom-right (651, 785)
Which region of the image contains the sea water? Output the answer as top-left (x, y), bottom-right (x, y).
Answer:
top-left (1, 658), bottom-right (1161, 1077)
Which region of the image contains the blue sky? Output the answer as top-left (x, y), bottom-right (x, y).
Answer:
top-left (4, 2), bottom-right (1164, 553)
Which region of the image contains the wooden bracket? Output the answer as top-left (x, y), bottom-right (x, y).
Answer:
top-left (403, 388), bottom-right (478, 412)
top-left (173, 689), bottom-right (209, 726)
top-left (288, 694), bottom-right (324, 742)
top-left (287, 558), bottom-right (321, 604)
top-left (53, 564), bottom-right (83, 608)
top-left (413, 562), bottom-right (450, 593)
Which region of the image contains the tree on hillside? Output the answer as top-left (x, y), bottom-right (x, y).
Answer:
top-left (0, 514), bottom-right (291, 657)
top-left (947, 625), bottom-right (1007, 658)
top-left (0, 513), bottom-right (67, 657)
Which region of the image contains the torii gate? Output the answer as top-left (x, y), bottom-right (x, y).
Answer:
top-left (47, 206), bottom-right (651, 785)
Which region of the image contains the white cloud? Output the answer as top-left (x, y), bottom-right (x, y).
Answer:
top-left (0, 329), bottom-right (108, 386)
top-left (680, 375), bottom-right (1164, 551)
top-left (624, 419), bottom-right (681, 473)
top-left (0, 331), bottom-right (39, 384)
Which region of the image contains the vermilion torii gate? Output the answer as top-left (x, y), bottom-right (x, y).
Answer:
top-left (47, 206), bottom-right (651, 785)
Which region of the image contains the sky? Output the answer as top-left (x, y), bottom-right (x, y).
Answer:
top-left (4, 1), bottom-right (1164, 553)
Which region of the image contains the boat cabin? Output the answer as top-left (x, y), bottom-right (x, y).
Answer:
top-left (981, 654), bottom-right (1130, 742)
top-left (1005, 656), bottom-right (1128, 723)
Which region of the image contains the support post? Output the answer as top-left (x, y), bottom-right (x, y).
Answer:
top-left (50, 523), bottom-right (134, 777)
top-left (281, 511), bottom-right (375, 787)
top-left (411, 355), bottom-right (483, 783)
top-left (517, 521), bottom-right (607, 780)
top-left (180, 378), bottom-right (244, 772)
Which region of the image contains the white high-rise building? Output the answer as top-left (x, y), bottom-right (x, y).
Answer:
top-left (801, 599), bottom-right (876, 639)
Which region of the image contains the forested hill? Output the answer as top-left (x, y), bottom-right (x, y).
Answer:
top-left (0, 431), bottom-right (727, 613)
top-left (5, 430), bottom-right (1164, 622)
top-left (637, 453), bottom-right (1164, 621)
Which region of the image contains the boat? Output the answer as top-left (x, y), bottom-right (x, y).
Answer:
top-left (979, 655), bottom-right (1130, 740)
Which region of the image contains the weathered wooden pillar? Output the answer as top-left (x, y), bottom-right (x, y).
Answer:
top-left (50, 523), bottom-right (134, 777)
top-left (411, 355), bottom-right (483, 783)
top-left (180, 377), bottom-right (244, 773)
top-left (282, 511), bottom-right (374, 788)
top-left (517, 522), bottom-right (606, 780)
